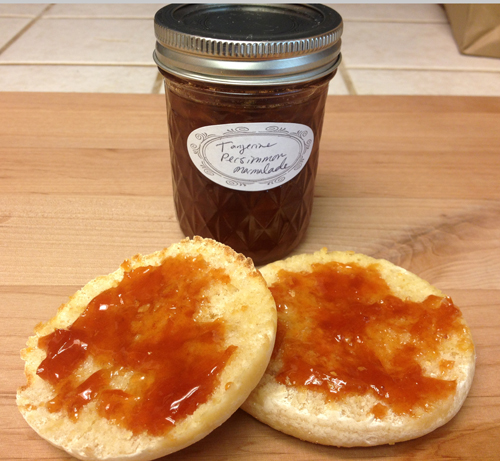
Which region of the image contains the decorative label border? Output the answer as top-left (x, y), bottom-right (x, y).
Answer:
top-left (187, 122), bottom-right (314, 192)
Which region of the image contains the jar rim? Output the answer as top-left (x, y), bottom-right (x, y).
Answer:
top-left (153, 4), bottom-right (343, 86)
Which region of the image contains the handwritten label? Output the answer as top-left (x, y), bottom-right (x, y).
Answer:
top-left (187, 123), bottom-right (314, 192)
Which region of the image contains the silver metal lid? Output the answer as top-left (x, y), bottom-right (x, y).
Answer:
top-left (153, 4), bottom-right (343, 86)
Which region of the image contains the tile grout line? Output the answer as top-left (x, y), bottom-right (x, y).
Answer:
top-left (343, 19), bottom-right (448, 25)
top-left (342, 66), bottom-right (500, 74)
top-left (0, 62), bottom-right (157, 67)
top-left (37, 15), bottom-right (155, 20)
top-left (151, 71), bottom-right (163, 94)
top-left (2, 61), bottom-right (497, 77)
top-left (0, 3), bottom-right (54, 57)
top-left (338, 61), bottom-right (358, 96)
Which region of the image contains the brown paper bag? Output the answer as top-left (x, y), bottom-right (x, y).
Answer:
top-left (445, 4), bottom-right (500, 59)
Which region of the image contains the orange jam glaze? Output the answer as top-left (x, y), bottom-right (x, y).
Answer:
top-left (269, 261), bottom-right (471, 417)
top-left (36, 254), bottom-right (237, 436)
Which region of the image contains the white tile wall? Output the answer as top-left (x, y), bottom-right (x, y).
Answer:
top-left (0, 17), bottom-right (32, 49)
top-left (45, 3), bottom-right (161, 18)
top-left (0, 3), bottom-right (499, 95)
top-left (0, 3), bottom-right (49, 16)
top-left (1, 18), bottom-right (154, 64)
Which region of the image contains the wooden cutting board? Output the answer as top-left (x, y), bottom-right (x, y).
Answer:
top-left (1, 92), bottom-right (499, 460)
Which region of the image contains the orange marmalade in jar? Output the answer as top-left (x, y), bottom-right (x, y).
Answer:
top-left (154, 4), bottom-right (343, 265)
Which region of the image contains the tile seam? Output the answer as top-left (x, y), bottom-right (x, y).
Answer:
top-left (0, 62), bottom-right (157, 67)
top-left (151, 71), bottom-right (163, 94)
top-left (0, 14), bottom-right (44, 19)
top-left (1, 63), bottom-right (498, 75)
top-left (40, 16), bottom-right (155, 20)
top-left (338, 61), bottom-right (357, 96)
top-left (11, 65), bottom-right (499, 73)
top-left (343, 66), bottom-right (500, 74)
top-left (343, 19), bottom-right (448, 25)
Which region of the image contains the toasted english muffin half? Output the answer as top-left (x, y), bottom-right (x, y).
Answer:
top-left (17, 237), bottom-right (277, 460)
top-left (242, 248), bottom-right (475, 447)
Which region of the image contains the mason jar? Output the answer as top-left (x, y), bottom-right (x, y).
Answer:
top-left (154, 4), bottom-right (343, 265)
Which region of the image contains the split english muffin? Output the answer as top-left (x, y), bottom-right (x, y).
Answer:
top-left (242, 248), bottom-right (476, 447)
top-left (17, 237), bottom-right (277, 460)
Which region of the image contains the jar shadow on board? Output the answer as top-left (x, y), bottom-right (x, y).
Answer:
top-left (154, 4), bottom-right (343, 265)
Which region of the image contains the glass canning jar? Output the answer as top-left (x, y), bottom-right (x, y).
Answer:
top-left (154, 4), bottom-right (343, 265)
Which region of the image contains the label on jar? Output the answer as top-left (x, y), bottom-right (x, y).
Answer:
top-left (187, 122), bottom-right (314, 192)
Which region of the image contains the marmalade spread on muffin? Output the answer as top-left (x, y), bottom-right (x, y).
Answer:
top-left (269, 261), bottom-right (473, 418)
top-left (36, 254), bottom-right (237, 435)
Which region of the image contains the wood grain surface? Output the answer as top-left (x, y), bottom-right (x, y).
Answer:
top-left (1, 92), bottom-right (499, 460)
